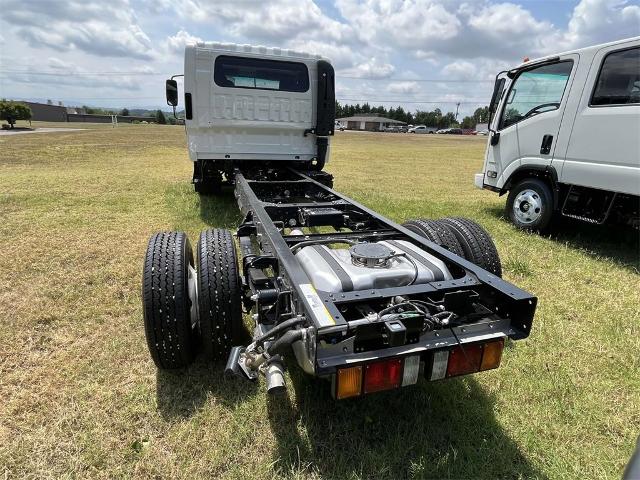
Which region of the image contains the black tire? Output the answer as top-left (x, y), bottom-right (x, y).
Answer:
top-left (506, 178), bottom-right (554, 231)
top-left (197, 228), bottom-right (243, 359)
top-left (142, 232), bottom-right (196, 369)
top-left (402, 218), bottom-right (465, 258)
top-left (437, 218), bottom-right (502, 277)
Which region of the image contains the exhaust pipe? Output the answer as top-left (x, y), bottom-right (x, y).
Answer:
top-left (265, 360), bottom-right (286, 395)
top-left (224, 346), bottom-right (243, 378)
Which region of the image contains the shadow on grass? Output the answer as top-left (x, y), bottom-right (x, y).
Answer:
top-left (164, 183), bottom-right (242, 231)
top-left (268, 367), bottom-right (544, 479)
top-left (155, 358), bottom-right (258, 420)
top-left (487, 205), bottom-right (640, 274)
top-left (199, 187), bottom-right (242, 228)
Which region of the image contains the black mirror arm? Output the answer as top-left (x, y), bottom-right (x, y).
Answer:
top-left (169, 74), bottom-right (184, 119)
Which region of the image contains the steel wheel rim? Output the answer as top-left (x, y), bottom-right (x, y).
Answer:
top-left (513, 189), bottom-right (543, 224)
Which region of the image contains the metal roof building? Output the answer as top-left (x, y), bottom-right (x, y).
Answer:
top-left (336, 114), bottom-right (406, 131)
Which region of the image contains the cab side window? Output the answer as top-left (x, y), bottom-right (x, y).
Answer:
top-left (500, 61), bottom-right (573, 129)
top-left (591, 47), bottom-right (640, 106)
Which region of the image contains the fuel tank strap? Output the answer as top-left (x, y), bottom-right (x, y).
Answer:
top-left (312, 245), bottom-right (354, 291)
top-left (386, 240), bottom-right (446, 279)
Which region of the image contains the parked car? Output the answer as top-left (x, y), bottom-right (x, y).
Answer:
top-left (475, 36), bottom-right (640, 231)
top-left (408, 125), bottom-right (437, 134)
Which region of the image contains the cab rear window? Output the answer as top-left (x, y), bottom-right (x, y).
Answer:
top-left (214, 55), bottom-right (309, 93)
top-left (591, 47), bottom-right (640, 106)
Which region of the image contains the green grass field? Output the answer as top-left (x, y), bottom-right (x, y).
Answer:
top-left (1, 122), bottom-right (638, 479)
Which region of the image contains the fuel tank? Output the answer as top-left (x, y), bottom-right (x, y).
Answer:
top-left (294, 240), bottom-right (452, 293)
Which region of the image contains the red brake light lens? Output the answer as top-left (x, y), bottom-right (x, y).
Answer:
top-left (446, 343), bottom-right (483, 377)
top-left (364, 358), bottom-right (402, 393)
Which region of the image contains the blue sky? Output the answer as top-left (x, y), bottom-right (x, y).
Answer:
top-left (0, 0), bottom-right (638, 116)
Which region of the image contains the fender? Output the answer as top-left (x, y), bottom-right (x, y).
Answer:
top-left (501, 165), bottom-right (561, 208)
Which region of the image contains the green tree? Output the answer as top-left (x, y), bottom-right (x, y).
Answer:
top-left (0, 99), bottom-right (32, 129)
top-left (120, 108), bottom-right (130, 116)
top-left (156, 109), bottom-right (166, 124)
top-left (461, 115), bottom-right (476, 129)
top-left (473, 106), bottom-right (490, 123)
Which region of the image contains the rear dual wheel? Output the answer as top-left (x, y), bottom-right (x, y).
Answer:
top-left (142, 229), bottom-right (243, 369)
top-left (402, 217), bottom-right (502, 277)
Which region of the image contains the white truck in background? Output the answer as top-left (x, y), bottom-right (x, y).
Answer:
top-left (476, 37), bottom-right (640, 230)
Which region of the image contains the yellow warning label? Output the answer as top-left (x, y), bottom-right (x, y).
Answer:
top-left (299, 283), bottom-right (335, 326)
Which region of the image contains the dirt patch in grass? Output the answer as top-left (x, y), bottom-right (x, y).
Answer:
top-left (0, 124), bottom-right (638, 479)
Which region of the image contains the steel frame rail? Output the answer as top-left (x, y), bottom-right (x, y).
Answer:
top-left (233, 168), bottom-right (536, 359)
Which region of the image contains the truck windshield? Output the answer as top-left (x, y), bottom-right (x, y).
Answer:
top-left (214, 55), bottom-right (309, 93)
top-left (500, 61), bottom-right (573, 129)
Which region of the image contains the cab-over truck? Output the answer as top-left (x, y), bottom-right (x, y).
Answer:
top-left (142, 42), bottom-right (537, 400)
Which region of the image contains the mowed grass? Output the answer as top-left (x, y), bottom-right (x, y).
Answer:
top-left (0, 123), bottom-right (638, 479)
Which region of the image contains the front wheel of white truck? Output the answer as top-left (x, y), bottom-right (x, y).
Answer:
top-left (506, 178), bottom-right (554, 232)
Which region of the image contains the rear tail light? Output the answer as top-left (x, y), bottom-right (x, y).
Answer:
top-left (480, 339), bottom-right (504, 371)
top-left (446, 343), bottom-right (483, 377)
top-left (333, 339), bottom-right (505, 399)
top-left (336, 366), bottom-right (362, 399)
top-left (431, 338), bottom-right (505, 380)
top-left (364, 358), bottom-right (402, 394)
top-left (335, 355), bottom-right (421, 399)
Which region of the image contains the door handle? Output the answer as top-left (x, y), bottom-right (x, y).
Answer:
top-left (540, 134), bottom-right (553, 154)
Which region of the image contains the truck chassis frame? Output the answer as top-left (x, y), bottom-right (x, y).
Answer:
top-left (223, 167), bottom-right (536, 396)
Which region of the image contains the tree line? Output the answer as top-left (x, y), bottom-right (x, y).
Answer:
top-left (336, 101), bottom-right (490, 130)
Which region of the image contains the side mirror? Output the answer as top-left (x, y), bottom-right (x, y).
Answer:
top-left (489, 77), bottom-right (505, 115)
top-left (166, 79), bottom-right (178, 107)
top-left (487, 76), bottom-right (505, 132)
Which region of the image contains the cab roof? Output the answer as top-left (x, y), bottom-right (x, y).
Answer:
top-left (191, 41), bottom-right (329, 63)
top-left (514, 36), bottom-right (640, 71)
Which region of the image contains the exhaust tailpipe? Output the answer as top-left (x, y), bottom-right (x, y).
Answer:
top-left (265, 360), bottom-right (286, 395)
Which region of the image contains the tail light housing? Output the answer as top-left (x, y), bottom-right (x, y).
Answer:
top-left (431, 338), bottom-right (505, 380)
top-left (336, 366), bottom-right (362, 399)
top-left (333, 338), bottom-right (505, 399)
top-left (334, 355), bottom-right (420, 399)
top-left (364, 359), bottom-right (402, 393)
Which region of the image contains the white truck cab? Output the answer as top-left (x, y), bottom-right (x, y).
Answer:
top-left (166, 42), bottom-right (335, 193)
top-left (476, 37), bottom-right (640, 230)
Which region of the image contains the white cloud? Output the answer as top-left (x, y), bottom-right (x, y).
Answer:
top-left (337, 0), bottom-right (461, 48)
top-left (292, 40), bottom-right (360, 69)
top-left (441, 61), bottom-right (477, 81)
top-left (387, 81), bottom-right (420, 94)
top-left (1, 0), bottom-right (154, 60)
top-left (165, 30), bottom-right (203, 54)
top-left (1, 0), bottom-right (638, 113)
top-left (556, 0), bottom-right (640, 51)
top-left (343, 57), bottom-right (396, 79)
top-left (468, 3), bottom-right (550, 38)
top-left (175, 0), bottom-right (354, 43)
top-left (1, 58), bottom-right (144, 90)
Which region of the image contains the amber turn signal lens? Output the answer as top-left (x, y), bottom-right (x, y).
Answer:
top-left (336, 366), bottom-right (363, 399)
top-left (480, 339), bottom-right (504, 371)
